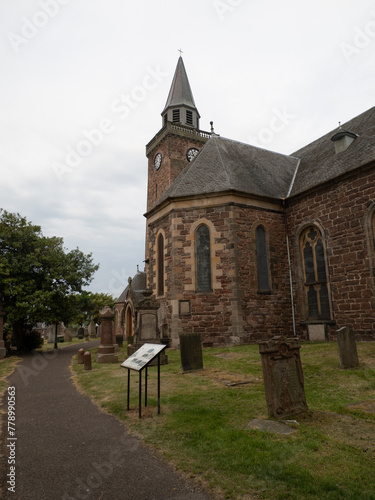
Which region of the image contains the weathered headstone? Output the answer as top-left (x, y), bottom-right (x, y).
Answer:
top-left (64, 328), bottom-right (73, 342)
top-left (47, 325), bottom-right (55, 343)
top-left (116, 334), bottom-right (124, 348)
top-left (77, 327), bottom-right (84, 339)
top-left (259, 336), bottom-right (308, 419)
top-left (307, 324), bottom-right (326, 342)
top-left (96, 306), bottom-right (118, 363)
top-left (337, 326), bottom-right (359, 369)
top-left (179, 332), bottom-right (203, 372)
top-left (88, 320), bottom-right (97, 338)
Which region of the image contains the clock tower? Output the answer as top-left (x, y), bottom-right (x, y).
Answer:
top-left (145, 56), bottom-right (210, 212)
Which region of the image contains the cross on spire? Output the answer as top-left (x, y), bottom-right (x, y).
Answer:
top-left (178, 48), bottom-right (183, 57)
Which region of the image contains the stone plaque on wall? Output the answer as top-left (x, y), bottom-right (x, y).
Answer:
top-left (259, 336), bottom-right (308, 419)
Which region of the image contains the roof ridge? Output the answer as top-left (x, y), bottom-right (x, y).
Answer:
top-left (286, 158), bottom-right (301, 198)
top-left (215, 134), bottom-right (299, 160)
top-left (211, 136), bottom-right (232, 188)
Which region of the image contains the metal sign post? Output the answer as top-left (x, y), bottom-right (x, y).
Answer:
top-left (121, 344), bottom-right (167, 418)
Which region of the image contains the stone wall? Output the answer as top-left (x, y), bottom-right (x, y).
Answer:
top-left (147, 199), bottom-right (293, 346)
top-left (146, 132), bottom-right (207, 212)
top-left (286, 166), bottom-right (375, 340)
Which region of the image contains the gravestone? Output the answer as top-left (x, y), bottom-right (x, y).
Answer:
top-left (259, 336), bottom-right (308, 419)
top-left (96, 306), bottom-right (118, 363)
top-left (47, 325), bottom-right (55, 343)
top-left (337, 326), bottom-right (359, 369)
top-left (88, 320), bottom-right (97, 338)
top-left (179, 332), bottom-right (203, 372)
top-left (77, 327), bottom-right (84, 339)
top-left (308, 324), bottom-right (326, 342)
top-left (129, 290), bottom-right (168, 365)
top-left (64, 328), bottom-right (73, 342)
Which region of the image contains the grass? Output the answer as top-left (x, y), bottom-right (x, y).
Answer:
top-left (73, 342), bottom-right (375, 499)
top-left (38, 337), bottom-right (97, 351)
top-left (0, 355), bottom-right (22, 395)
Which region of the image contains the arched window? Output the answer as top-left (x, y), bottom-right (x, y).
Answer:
top-left (300, 226), bottom-right (331, 320)
top-left (196, 224), bottom-right (212, 292)
top-left (157, 233), bottom-right (164, 296)
top-left (256, 225), bottom-right (271, 292)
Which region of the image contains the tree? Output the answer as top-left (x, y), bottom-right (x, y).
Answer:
top-left (70, 291), bottom-right (115, 327)
top-left (0, 210), bottom-right (99, 351)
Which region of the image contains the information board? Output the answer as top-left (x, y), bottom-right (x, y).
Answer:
top-left (121, 343), bottom-right (166, 371)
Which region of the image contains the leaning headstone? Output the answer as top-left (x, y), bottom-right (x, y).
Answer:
top-left (179, 332), bottom-right (203, 372)
top-left (337, 326), bottom-right (359, 369)
top-left (259, 336), bottom-right (308, 419)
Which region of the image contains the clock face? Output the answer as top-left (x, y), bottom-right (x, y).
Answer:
top-left (154, 152), bottom-right (162, 170)
top-left (186, 147), bottom-right (199, 162)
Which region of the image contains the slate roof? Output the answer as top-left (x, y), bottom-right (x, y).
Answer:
top-left (154, 135), bottom-right (299, 207)
top-left (161, 57), bottom-right (199, 115)
top-left (149, 106), bottom-right (375, 213)
top-left (116, 271), bottom-right (147, 305)
top-left (289, 106), bottom-right (375, 197)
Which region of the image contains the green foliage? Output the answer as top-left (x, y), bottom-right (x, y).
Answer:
top-left (0, 209), bottom-right (99, 350)
top-left (70, 291), bottom-right (115, 326)
top-left (23, 330), bottom-right (44, 350)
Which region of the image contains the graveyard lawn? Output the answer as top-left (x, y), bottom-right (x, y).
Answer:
top-left (72, 342), bottom-right (375, 500)
top-left (0, 356), bottom-right (22, 395)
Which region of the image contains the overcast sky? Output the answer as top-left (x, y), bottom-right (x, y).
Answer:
top-left (1, 0), bottom-right (374, 298)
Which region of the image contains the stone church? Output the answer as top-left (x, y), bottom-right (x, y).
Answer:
top-left (115, 56), bottom-right (375, 348)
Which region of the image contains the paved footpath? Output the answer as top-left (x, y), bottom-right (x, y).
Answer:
top-left (0, 342), bottom-right (213, 500)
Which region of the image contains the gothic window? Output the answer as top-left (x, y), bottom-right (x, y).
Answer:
top-left (300, 226), bottom-right (331, 320)
top-left (157, 233), bottom-right (164, 296)
top-left (196, 224), bottom-right (212, 292)
top-left (256, 225), bottom-right (271, 292)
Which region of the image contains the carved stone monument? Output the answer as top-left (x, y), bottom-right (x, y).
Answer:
top-left (129, 290), bottom-right (168, 365)
top-left (259, 336), bottom-right (308, 419)
top-left (96, 306), bottom-right (118, 363)
top-left (337, 326), bottom-right (359, 369)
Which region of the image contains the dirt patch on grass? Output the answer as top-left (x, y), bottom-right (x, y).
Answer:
top-left (346, 399), bottom-right (375, 414)
top-left (213, 352), bottom-right (246, 360)
top-left (194, 368), bottom-right (261, 387)
top-left (301, 410), bottom-right (375, 452)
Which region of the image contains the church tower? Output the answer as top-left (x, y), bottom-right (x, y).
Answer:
top-left (145, 57), bottom-right (210, 212)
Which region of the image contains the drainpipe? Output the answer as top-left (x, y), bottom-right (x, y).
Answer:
top-left (283, 200), bottom-right (296, 337)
